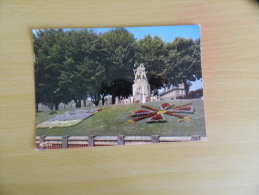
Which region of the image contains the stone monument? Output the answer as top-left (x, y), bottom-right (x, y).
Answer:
top-left (132, 63), bottom-right (151, 103)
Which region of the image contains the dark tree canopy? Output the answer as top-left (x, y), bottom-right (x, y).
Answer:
top-left (34, 29), bottom-right (67, 110)
top-left (101, 28), bottom-right (137, 103)
top-left (163, 37), bottom-right (201, 95)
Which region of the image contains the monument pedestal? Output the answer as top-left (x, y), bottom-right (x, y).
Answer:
top-left (132, 81), bottom-right (151, 97)
top-left (132, 80), bottom-right (151, 103)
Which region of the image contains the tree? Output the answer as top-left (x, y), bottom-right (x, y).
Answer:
top-left (62, 29), bottom-right (110, 107)
top-left (34, 28), bottom-right (202, 110)
top-left (99, 82), bottom-right (111, 106)
top-left (63, 30), bottom-right (93, 107)
top-left (34, 29), bottom-right (67, 110)
top-left (135, 35), bottom-right (166, 93)
top-left (102, 28), bottom-right (136, 104)
top-left (163, 37), bottom-right (201, 96)
top-left (84, 58), bottom-right (106, 106)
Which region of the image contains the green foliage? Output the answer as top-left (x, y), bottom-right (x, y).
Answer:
top-left (187, 88), bottom-right (203, 99)
top-left (33, 29), bottom-right (202, 110)
top-left (163, 37), bottom-right (201, 95)
top-left (101, 28), bottom-right (137, 103)
top-left (135, 35), bottom-right (166, 92)
top-left (34, 29), bottom-right (68, 110)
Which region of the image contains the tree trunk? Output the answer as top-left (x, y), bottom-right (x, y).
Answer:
top-left (50, 103), bottom-right (54, 110)
top-left (112, 94), bottom-right (116, 104)
top-left (54, 102), bottom-right (59, 110)
top-left (183, 81), bottom-right (190, 97)
top-left (101, 93), bottom-right (106, 106)
top-left (50, 95), bottom-right (54, 110)
top-left (74, 100), bottom-right (77, 108)
top-left (75, 100), bottom-right (81, 108)
top-left (91, 97), bottom-right (100, 106)
top-left (83, 99), bottom-right (86, 107)
top-left (101, 97), bottom-right (105, 106)
top-left (36, 103), bottom-right (39, 112)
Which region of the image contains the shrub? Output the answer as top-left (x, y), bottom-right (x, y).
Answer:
top-left (49, 110), bottom-right (57, 115)
top-left (176, 96), bottom-right (185, 99)
top-left (187, 88), bottom-right (203, 99)
top-left (176, 88), bottom-right (203, 99)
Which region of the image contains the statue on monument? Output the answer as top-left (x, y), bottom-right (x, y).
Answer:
top-left (133, 63), bottom-right (148, 81)
top-left (132, 63), bottom-right (151, 103)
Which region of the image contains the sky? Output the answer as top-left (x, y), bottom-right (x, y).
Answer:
top-left (90, 25), bottom-right (200, 43)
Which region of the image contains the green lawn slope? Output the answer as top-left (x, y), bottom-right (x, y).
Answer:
top-left (36, 99), bottom-right (206, 137)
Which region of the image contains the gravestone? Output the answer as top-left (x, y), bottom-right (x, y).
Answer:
top-left (132, 63), bottom-right (151, 103)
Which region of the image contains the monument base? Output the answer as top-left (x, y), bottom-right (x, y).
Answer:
top-left (132, 81), bottom-right (151, 103)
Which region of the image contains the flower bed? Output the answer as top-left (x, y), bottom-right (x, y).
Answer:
top-left (131, 110), bottom-right (153, 117)
top-left (147, 114), bottom-right (167, 123)
top-left (125, 102), bottom-right (194, 124)
top-left (37, 109), bottom-right (101, 129)
top-left (152, 114), bottom-right (163, 120)
top-left (37, 120), bottom-right (82, 129)
top-left (159, 103), bottom-right (172, 110)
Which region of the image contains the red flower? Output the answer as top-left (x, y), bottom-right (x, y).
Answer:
top-left (125, 102), bottom-right (194, 124)
top-left (134, 110), bottom-right (149, 114)
top-left (151, 114), bottom-right (163, 120)
top-left (161, 103), bottom-right (170, 108)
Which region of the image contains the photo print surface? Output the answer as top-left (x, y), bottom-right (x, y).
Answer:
top-left (33, 25), bottom-right (206, 150)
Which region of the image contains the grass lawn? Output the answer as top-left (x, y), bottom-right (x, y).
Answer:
top-left (36, 99), bottom-right (206, 137)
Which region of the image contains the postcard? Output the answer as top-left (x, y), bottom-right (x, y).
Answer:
top-left (33, 25), bottom-right (206, 150)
